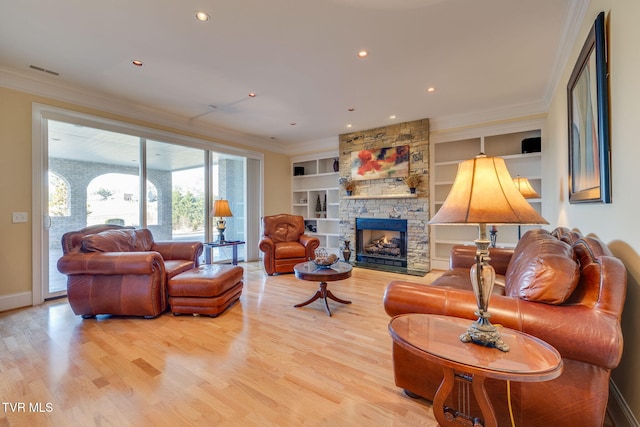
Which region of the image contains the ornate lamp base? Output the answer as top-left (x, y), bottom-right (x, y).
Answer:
top-left (460, 313), bottom-right (510, 352)
top-left (217, 227), bottom-right (226, 243)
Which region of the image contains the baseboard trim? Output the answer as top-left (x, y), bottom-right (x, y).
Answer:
top-left (609, 380), bottom-right (640, 427)
top-left (0, 291), bottom-right (33, 313)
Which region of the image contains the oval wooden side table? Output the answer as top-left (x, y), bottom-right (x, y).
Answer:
top-left (389, 314), bottom-right (563, 427)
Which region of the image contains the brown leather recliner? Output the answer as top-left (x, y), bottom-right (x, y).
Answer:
top-left (57, 224), bottom-right (203, 318)
top-left (258, 214), bottom-right (320, 275)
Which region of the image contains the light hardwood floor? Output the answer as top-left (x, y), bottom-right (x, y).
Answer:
top-left (0, 262), bottom-right (441, 427)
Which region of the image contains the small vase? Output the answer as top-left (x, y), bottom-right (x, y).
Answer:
top-left (342, 241), bottom-right (352, 262)
top-left (333, 158), bottom-right (339, 172)
top-left (346, 190), bottom-right (353, 196)
top-left (410, 187), bottom-right (416, 194)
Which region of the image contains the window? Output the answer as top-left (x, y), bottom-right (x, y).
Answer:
top-left (36, 105), bottom-right (263, 299)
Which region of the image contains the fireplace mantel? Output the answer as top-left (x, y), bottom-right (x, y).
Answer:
top-left (344, 194), bottom-right (418, 200)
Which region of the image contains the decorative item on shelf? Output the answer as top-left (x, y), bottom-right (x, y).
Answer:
top-left (513, 175), bottom-right (541, 239)
top-left (294, 166), bottom-right (305, 176)
top-left (402, 173), bottom-right (422, 194)
top-left (322, 194), bottom-right (327, 214)
top-left (315, 195), bottom-right (322, 217)
top-left (489, 225), bottom-right (498, 248)
top-left (211, 199), bottom-right (233, 243)
top-left (306, 223), bottom-right (317, 233)
top-left (340, 177), bottom-right (356, 196)
top-left (342, 240), bottom-right (352, 262)
top-left (312, 248), bottom-right (339, 268)
top-left (429, 154), bottom-right (548, 352)
top-left (333, 158), bottom-right (339, 172)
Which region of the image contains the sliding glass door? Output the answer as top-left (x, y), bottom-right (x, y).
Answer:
top-left (40, 112), bottom-right (256, 300)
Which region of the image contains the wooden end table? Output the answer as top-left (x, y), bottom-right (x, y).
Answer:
top-left (293, 261), bottom-right (352, 316)
top-left (389, 314), bottom-right (563, 427)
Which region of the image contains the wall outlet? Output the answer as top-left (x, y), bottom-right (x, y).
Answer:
top-left (12, 212), bottom-right (28, 223)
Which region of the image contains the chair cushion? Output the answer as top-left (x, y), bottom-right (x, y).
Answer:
top-left (81, 229), bottom-right (138, 252)
top-left (505, 231), bottom-right (580, 304)
top-left (274, 241), bottom-right (306, 259)
top-left (81, 228), bottom-right (155, 252)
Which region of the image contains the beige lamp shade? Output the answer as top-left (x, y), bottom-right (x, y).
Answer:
top-left (211, 199), bottom-right (233, 218)
top-left (513, 176), bottom-right (541, 199)
top-left (429, 154), bottom-right (548, 225)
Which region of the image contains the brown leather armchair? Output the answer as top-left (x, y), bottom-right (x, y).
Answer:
top-left (258, 214), bottom-right (320, 275)
top-left (57, 224), bottom-right (203, 318)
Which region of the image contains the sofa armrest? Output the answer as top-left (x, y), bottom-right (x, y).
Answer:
top-left (451, 245), bottom-right (513, 275)
top-left (57, 252), bottom-right (165, 275)
top-left (258, 236), bottom-right (274, 253)
top-left (299, 234), bottom-right (320, 249)
top-left (152, 241), bottom-right (203, 264)
top-left (384, 281), bottom-right (623, 370)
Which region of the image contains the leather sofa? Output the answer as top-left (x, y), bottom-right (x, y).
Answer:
top-left (258, 214), bottom-right (320, 275)
top-left (57, 224), bottom-right (203, 318)
top-left (383, 227), bottom-right (627, 427)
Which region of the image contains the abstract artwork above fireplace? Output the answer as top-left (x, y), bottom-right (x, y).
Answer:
top-left (350, 145), bottom-right (409, 180)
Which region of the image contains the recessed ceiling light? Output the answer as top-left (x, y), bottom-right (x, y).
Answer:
top-left (357, 50), bottom-right (368, 58)
top-left (248, 92), bottom-right (256, 97)
top-left (290, 122), bottom-right (296, 126)
top-left (427, 87), bottom-right (436, 93)
top-left (346, 124), bottom-right (352, 128)
top-left (195, 11), bottom-right (209, 22)
top-left (348, 108), bottom-right (355, 112)
top-left (389, 115), bottom-right (397, 119)
top-left (132, 60), bottom-right (143, 67)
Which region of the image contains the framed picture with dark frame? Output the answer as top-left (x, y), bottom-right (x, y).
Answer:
top-left (567, 11), bottom-right (611, 203)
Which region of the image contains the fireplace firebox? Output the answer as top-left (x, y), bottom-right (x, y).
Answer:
top-left (355, 218), bottom-right (407, 269)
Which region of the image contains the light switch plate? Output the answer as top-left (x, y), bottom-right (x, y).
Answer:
top-left (12, 212), bottom-right (28, 223)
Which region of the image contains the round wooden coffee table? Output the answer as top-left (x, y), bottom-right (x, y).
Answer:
top-left (293, 261), bottom-right (352, 316)
top-left (389, 314), bottom-right (563, 427)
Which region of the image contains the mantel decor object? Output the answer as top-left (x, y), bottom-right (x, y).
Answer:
top-left (429, 154), bottom-right (548, 352)
top-left (340, 177), bottom-right (355, 196)
top-left (403, 173), bottom-right (422, 194)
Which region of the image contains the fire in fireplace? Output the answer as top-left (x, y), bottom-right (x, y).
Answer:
top-left (355, 218), bottom-right (407, 269)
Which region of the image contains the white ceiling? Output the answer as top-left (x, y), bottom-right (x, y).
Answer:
top-left (0, 0), bottom-right (585, 154)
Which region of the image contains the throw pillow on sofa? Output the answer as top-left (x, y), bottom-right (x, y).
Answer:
top-left (504, 230), bottom-right (580, 304)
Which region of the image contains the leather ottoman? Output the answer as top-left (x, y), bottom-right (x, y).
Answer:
top-left (168, 264), bottom-right (243, 317)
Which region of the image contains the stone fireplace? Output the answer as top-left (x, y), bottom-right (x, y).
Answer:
top-left (338, 118), bottom-right (430, 275)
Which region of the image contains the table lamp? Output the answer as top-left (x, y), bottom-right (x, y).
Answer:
top-left (513, 176), bottom-right (541, 239)
top-left (211, 199), bottom-right (233, 243)
top-left (429, 154), bottom-right (548, 351)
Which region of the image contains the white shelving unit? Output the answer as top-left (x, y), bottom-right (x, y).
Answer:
top-left (430, 118), bottom-right (544, 270)
top-left (291, 151), bottom-right (340, 255)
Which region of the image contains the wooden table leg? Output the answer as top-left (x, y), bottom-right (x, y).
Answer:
top-left (294, 282), bottom-right (351, 316)
top-left (432, 367), bottom-right (497, 427)
top-left (433, 367), bottom-right (456, 426)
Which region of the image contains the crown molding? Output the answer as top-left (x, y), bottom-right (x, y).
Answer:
top-left (0, 66), bottom-right (298, 154)
top-left (430, 99), bottom-right (547, 133)
top-left (542, 0), bottom-right (590, 107)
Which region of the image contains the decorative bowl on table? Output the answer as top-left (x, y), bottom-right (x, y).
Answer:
top-left (312, 248), bottom-right (339, 268)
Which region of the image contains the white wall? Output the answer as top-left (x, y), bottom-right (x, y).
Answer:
top-left (545, 1), bottom-right (640, 423)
